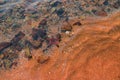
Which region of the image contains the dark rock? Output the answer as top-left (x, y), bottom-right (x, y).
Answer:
top-left (46, 36), bottom-right (60, 49)
top-left (10, 31), bottom-right (25, 45)
top-left (32, 28), bottom-right (47, 40)
top-left (56, 8), bottom-right (64, 17)
top-left (27, 28), bottom-right (48, 49)
top-left (38, 19), bottom-right (47, 27)
top-left (11, 23), bottom-right (21, 30)
top-left (19, 14), bottom-right (25, 19)
top-left (56, 33), bottom-right (61, 42)
top-left (79, 6), bottom-right (83, 11)
top-left (107, 8), bottom-right (111, 12)
top-left (14, 45), bottom-right (23, 51)
top-left (51, 1), bottom-right (62, 7)
top-left (0, 42), bottom-right (11, 53)
top-left (92, 9), bottom-right (97, 14)
top-left (73, 22), bottom-right (82, 26)
top-left (113, 1), bottom-right (120, 9)
top-left (27, 55), bottom-right (32, 60)
top-left (42, 33), bottom-right (61, 52)
top-left (103, 0), bottom-right (109, 6)
top-left (17, 8), bottom-right (25, 14)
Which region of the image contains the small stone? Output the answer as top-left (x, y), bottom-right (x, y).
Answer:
top-left (103, 0), bottom-right (109, 6)
top-left (65, 31), bottom-right (70, 35)
top-left (11, 23), bottom-right (21, 30)
top-left (113, 1), bottom-right (120, 9)
top-left (37, 55), bottom-right (50, 64)
top-left (94, 10), bottom-right (107, 17)
top-left (24, 46), bottom-right (32, 60)
top-left (51, 1), bottom-right (62, 7)
top-left (56, 8), bottom-right (64, 17)
top-left (31, 28), bottom-right (47, 40)
top-left (73, 22), bottom-right (82, 26)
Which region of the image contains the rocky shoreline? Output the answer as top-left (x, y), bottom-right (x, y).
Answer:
top-left (0, 0), bottom-right (120, 70)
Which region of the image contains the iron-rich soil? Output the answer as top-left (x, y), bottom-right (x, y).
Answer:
top-left (0, 0), bottom-right (120, 80)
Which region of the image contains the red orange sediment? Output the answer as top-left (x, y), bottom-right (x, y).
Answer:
top-left (0, 11), bottom-right (120, 80)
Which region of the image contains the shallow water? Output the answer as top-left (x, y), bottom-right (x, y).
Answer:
top-left (0, 0), bottom-right (52, 13)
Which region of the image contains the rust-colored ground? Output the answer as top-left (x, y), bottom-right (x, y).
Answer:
top-left (0, 11), bottom-right (120, 80)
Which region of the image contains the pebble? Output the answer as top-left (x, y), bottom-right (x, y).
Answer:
top-left (103, 0), bottom-right (109, 6)
top-left (65, 31), bottom-right (70, 35)
top-left (94, 10), bottom-right (108, 17)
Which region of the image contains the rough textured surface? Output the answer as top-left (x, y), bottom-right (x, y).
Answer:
top-left (0, 0), bottom-right (120, 80)
top-left (0, 11), bottom-right (120, 80)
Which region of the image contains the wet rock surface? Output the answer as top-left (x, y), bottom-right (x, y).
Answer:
top-left (0, 11), bottom-right (119, 80)
top-left (0, 0), bottom-right (120, 80)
